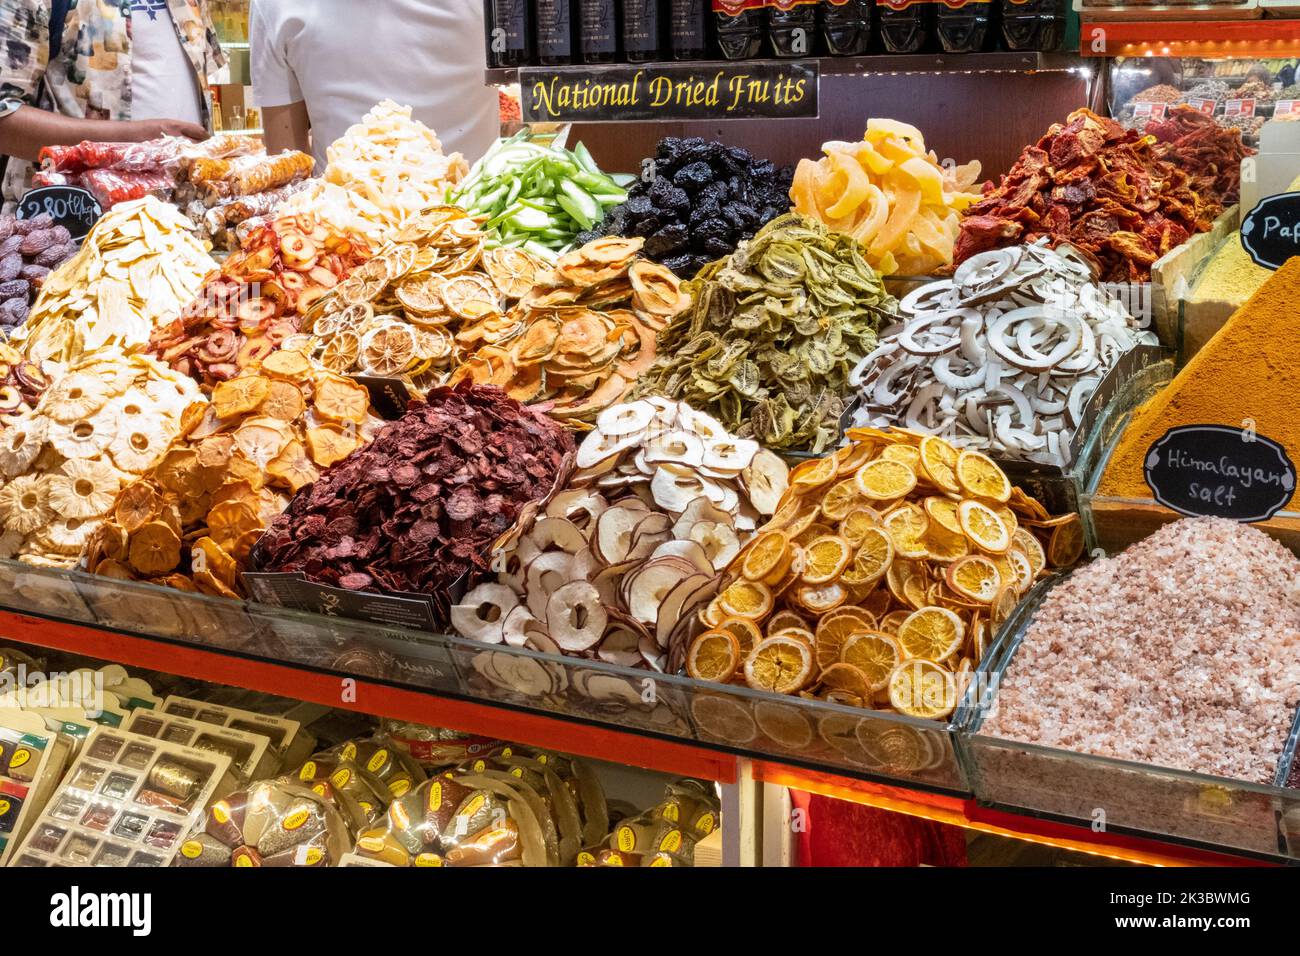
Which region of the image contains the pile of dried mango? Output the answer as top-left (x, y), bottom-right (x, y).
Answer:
top-left (11, 198), bottom-right (217, 368)
top-left (791, 120), bottom-right (982, 277)
top-left (449, 237), bottom-right (689, 426)
top-left (677, 428), bottom-right (1084, 720)
top-left (85, 350), bottom-right (383, 597)
top-left (0, 347), bottom-right (202, 567)
top-left (148, 213), bottom-right (371, 390)
top-left (299, 206), bottom-right (548, 389)
top-left (635, 214), bottom-right (895, 453)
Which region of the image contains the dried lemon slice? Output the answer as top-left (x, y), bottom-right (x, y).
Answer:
top-left (687, 629), bottom-right (741, 683)
top-left (887, 659), bottom-right (957, 720)
top-left (896, 606), bottom-right (964, 663)
top-left (958, 499), bottom-right (1011, 554)
top-left (918, 435), bottom-right (961, 494)
top-left (955, 450), bottom-right (1011, 503)
top-left (360, 324), bottom-right (418, 376)
top-left (319, 330), bottom-right (362, 373)
top-left (382, 243), bottom-right (419, 281)
top-left (945, 554), bottom-right (1001, 604)
top-left (855, 458), bottom-right (916, 501)
top-left (1047, 515), bottom-right (1084, 567)
top-left (741, 530), bottom-right (790, 582)
top-left (840, 631), bottom-right (902, 692)
top-left (801, 535), bottom-right (851, 584)
top-left (744, 635), bottom-right (815, 695)
top-left (440, 274), bottom-right (500, 321)
top-left (719, 580), bottom-right (773, 620)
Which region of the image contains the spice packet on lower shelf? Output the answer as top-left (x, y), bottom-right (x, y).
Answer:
top-left (157, 696), bottom-right (310, 773)
top-left (125, 709), bottom-right (275, 788)
top-left (578, 778), bottom-right (718, 867)
top-left (10, 725), bottom-right (231, 867)
top-left (0, 711), bottom-right (72, 865)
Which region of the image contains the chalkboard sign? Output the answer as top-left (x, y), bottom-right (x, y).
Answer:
top-left (520, 60), bottom-right (819, 123)
top-left (1143, 424), bottom-right (1296, 522)
top-left (1240, 192), bottom-right (1300, 270)
top-left (16, 186), bottom-right (102, 242)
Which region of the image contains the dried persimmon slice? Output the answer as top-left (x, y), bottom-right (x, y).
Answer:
top-left (211, 375), bottom-right (270, 419)
top-left (128, 520), bottom-right (182, 576)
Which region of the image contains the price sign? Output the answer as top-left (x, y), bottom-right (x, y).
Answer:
top-left (1132, 102), bottom-right (1168, 121)
top-left (1224, 98), bottom-right (1256, 118)
top-left (1275, 99), bottom-right (1300, 117)
top-left (1184, 97), bottom-right (1217, 115)
top-left (1240, 191), bottom-right (1300, 270)
top-left (16, 186), bottom-right (101, 242)
top-left (1144, 424), bottom-right (1296, 522)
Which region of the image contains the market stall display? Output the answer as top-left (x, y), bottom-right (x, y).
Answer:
top-left (0, 215), bottom-right (78, 331)
top-left (635, 214), bottom-right (896, 453)
top-left (302, 206), bottom-right (546, 386)
top-left (84, 351), bottom-right (384, 597)
top-left (282, 101), bottom-right (469, 245)
top-left (0, 348), bottom-right (202, 568)
top-left (682, 428), bottom-right (1078, 718)
top-left (981, 517), bottom-right (1300, 784)
top-left (250, 383), bottom-right (575, 627)
top-left (577, 137), bottom-right (793, 279)
top-left (448, 237), bottom-right (684, 423)
top-left (452, 397), bottom-right (789, 670)
top-left (1098, 258), bottom-right (1300, 514)
top-left (848, 240), bottom-right (1157, 466)
top-left (451, 132), bottom-right (630, 259)
top-left (791, 120), bottom-right (983, 276)
top-left (955, 109), bottom-right (1246, 281)
top-left (0, 343), bottom-right (52, 425)
top-left (146, 214), bottom-right (372, 390)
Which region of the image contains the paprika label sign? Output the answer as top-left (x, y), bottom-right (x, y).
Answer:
top-left (1240, 192), bottom-right (1300, 270)
top-left (520, 61), bottom-right (818, 122)
top-left (1143, 425), bottom-right (1296, 522)
top-left (16, 186), bottom-right (101, 242)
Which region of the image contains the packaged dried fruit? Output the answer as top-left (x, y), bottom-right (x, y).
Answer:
top-left (453, 397), bottom-right (789, 671)
top-left (174, 780), bottom-right (352, 867)
top-left (635, 214), bottom-right (896, 453)
top-left (251, 382), bottom-right (575, 628)
top-left (85, 351), bottom-right (384, 597)
top-left (677, 428), bottom-right (1081, 720)
top-left (0, 347), bottom-right (202, 569)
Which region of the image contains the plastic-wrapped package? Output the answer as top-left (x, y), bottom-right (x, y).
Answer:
top-left (193, 152), bottom-right (315, 205)
top-left (38, 137), bottom-right (190, 175)
top-left (381, 719), bottom-right (504, 772)
top-left (286, 735), bottom-right (426, 833)
top-left (577, 778), bottom-right (718, 867)
top-left (187, 180), bottom-right (316, 250)
top-left (78, 168), bottom-right (178, 209)
top-left (174, 780), bottom-right (351, 867)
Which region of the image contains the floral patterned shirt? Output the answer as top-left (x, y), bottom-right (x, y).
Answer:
top-left (0, 0), bottom-right (226, 205)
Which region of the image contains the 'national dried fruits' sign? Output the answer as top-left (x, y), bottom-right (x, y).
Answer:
top-left (520, 61), bottom-right (818, 123)
top-left (1143, 424), bottom-right (1296, 523)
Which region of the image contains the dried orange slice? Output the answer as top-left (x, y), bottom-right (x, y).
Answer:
top-left (896, 606), bottom-right (964, 663)
top-left (838, 507), bottom-right (881, 547)
top-left (843, 525), bottom-right (893, 588)
top-left (880, 443), bottom-right (921, 470)
top-left (958, 500), bottom-right (1011, 554)
top-left (767, 610), bottom-right (809, 636)
top-left (743, 635), bottom-right (815, 695)
top-left (306, 424), bottom-right (361, 468)
top-left (840, 631), bottom-right (902, 692)
top-left (691, 693), bottom-right (757, 745)
top-left (924, 526), bottom-right (970, 562)
top-left (212, 376), bottom-right (270, 419)
top-left (944, 555), bottom-right (1001, 604)
top-left (923, 496), bottom-right (963, 536)
top-left (820, 478), bottom-right (863, 521)
top-left (918, 435), bottom-right (961, 494)
top-left (887, 659), bottom-right (957, 720)
top-left (795, 583), bottom-right (847, 614)
top-left (801, 535), bottom-right (851, 584)
top-left (855, 458), bottom-right (916, 501)
top-left (1047, 515), bottom-right (1084, 567)
top-left (990, 585), bottom-right (1019, 632)
top-left (833, 441), bottom-right (875, 477)
top-left (879, 609), bottom-right (910, 635)
top-left (718, 617), bottom-right (763, 659)
top-left (1004, 548), bottom-right (1034, 594)
top-left (814, 613), bottom-right (873, 673)
top-left (719, 580), bottom-right (773, 620)
top-left (753, 701), bottom-right (815, 750)
top-left (686, 630), bottom-right (741, 683)
top-left (882, 503), bottom-right (929, 559)
top-left (789, 456), bottom-right (838, 496)
top-left (955, 450), bottom-right (1011, 503)
top-left (1013, 527), bottom-right (1047, 576)
top-left (260, 379), bottom-right (307, 422)
top-left (741, 530), bottom-right (790, 582)
top-left (818, 662), bottom-right (871, 701)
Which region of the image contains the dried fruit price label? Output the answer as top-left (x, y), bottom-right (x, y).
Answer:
top-left (1185, 97), bottom-right (1217, 115)
top-left (351, 376), bottom-right (412, 421)
top-left (519, 61), bottom-right (818, 123)
top-left (1240, 192), bottom-right (1300, 270)
top-left (1277, 100), bottom-right (1300, 117)
top-left (1224, 98), bottom-right (1256, 118)
top-left (16, 186), bottom-right (102, 242)
top-left (1143, 424), bottom-right (1296, 523)
top-left (1132, 102), bottom-right (1167, 121)
top-left (242, 571), bottom-right (441, 632)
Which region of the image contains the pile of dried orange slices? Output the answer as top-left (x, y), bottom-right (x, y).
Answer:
top-left (296, 206), bottom-right (547, 390)
top-left (448, 237), bottom-right (689, 426)
top-left (679, 427), bottom-right (1083, 721)
top-left (85, 350), bottom-right (383, 597)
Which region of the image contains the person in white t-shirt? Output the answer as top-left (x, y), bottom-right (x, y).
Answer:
top-left (251, 0), bottom-right (499, 170)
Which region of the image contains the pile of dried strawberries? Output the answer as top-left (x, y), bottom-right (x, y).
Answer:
top-left (1145, 105), bottom-right (1251, 207)
top-left (956, 108), bottom-right (1244, 281)
top-left (147, 214), bottom-right (371, 388)
top-left (251, 382), bottom-right (575, 625)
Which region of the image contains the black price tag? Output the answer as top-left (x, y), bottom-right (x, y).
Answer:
top-left (243, 571), bottom-right (440, 631)
top-left (520, 60), bottom-right (819, 123)
top-left (351, 376), bottom-right (411, 420)
top-left (1240, 192), bottom-right (1300, 271)
top-left (16, 186), bottom-right (102, 242)
top-left (1143, 424), bottom-right (1296, 522)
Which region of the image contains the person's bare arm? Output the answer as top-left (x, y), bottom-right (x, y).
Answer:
top-left (0, 105), bottom-right (207, 161)
top-left (262, 101), bottom-right (311, 157)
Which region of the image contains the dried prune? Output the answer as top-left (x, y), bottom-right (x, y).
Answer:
top-left (35, 242), bottom-right (73, 268)
top-left (0, 279), bottom-right (30, 300)
top-left (0, 255), bottom-right (21, 282)
top-left (19, 230), bottom-right (54, 256)
top-left (644, 223), bottom-right (689, 257)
